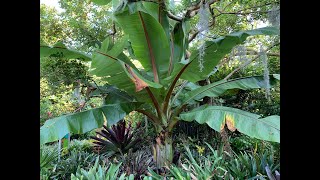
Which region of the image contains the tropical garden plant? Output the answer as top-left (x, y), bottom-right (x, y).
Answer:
top-left (121, 148), bottom-right (155, 179)
top-left (71, 156), bottom-right (134, 180)
top-left (40, 0), bottom-right (280, 169)
top-left (91, 119), bottom-right (142, 155)
top-left (51, 150), bottom-right (98, 179)
top-left (40, 146), bottom-right (60, 169)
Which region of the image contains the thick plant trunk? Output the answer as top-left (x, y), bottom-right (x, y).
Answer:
top-left (152, 130), bottom-right (173, 169)
top-left (220, 127), bottom-right (233, 157)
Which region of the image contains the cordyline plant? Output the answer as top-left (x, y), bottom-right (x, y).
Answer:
top-left (40, 0), bottom-right (280, 168)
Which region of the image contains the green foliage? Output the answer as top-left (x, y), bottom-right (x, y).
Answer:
top-left (209, 55), bottom-right (280, 117)
top-left (40, 146), bottom-right (60, 169)
top-left (41, 57), bottom-right (89, 88)
top-left (181, 143), bottom-right (227, 179)
top-left (40, 78), bottom-right (77, 125)
top-left (148, 143), bottom-right (227, 179)
top-left (39, 0), bottom-right (121, 111)
top-left (71, 156), bottom-right (133, 180)
top-left (70, 129), bottom-right (98, 141)
top-left (230, 135), bottom-right (261, 153)
top-left (147, 142), bottom-right (279, 179)
top-left (50, 150), bottom-right (99, 180)
top-left (229, 134), bottom-right (280, 163)
top-left (40, 172), bottom-right (50, 180)
top-left (40, 79), bottom-right (104, 127)
top-left (68, 139), bottom-right (94, 153)
top-left (225, 150), bottom-right (280, 179)
top-left (40, 139), bottom-right (279, 179)
top-left (224, 88), bottom-right (280, 117)
top-left (40, 4), bottom-right (67, 45)
top-left (40, 43), bottom-right (94, 127)
top-left (58, 0), bottom-right (115, 51)
top-left (124, 111), bottom-right (144, 127)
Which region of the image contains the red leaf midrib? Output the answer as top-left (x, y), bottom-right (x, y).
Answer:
top-left (138, 11), bottom-right (159, 83)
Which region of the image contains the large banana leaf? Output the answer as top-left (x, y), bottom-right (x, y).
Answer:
top-left (90, 35), bottom-right (136, 76)
top-left (114, 9), bottom-right (170, 82)
top-left (181, 74), bottom-right (279, 106)
top-left (89, 36), bottom-right (141, 95)
top-left (171, 21), bottom-right (188, 72)
top-left (104, 86), bottom-right (135, 104)
top-left (90, 36), bottom-right (162, 95)
top-left (40, 42), bottom-right (91, 61)
top-left (179, 105), bottom-right (280, 142)
top-left (170, 26), bottom-right (280, 83)
top-left (125, 1), bottom-right (170, 39)
top-left (40, 103), bottom-right (141, 145)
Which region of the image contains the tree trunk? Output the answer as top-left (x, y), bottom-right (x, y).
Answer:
top-left (152, 130), bottom-right (173, 169)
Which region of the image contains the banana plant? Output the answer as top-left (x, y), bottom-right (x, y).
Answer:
top-left (40, 0), bottom-right (280, 168)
